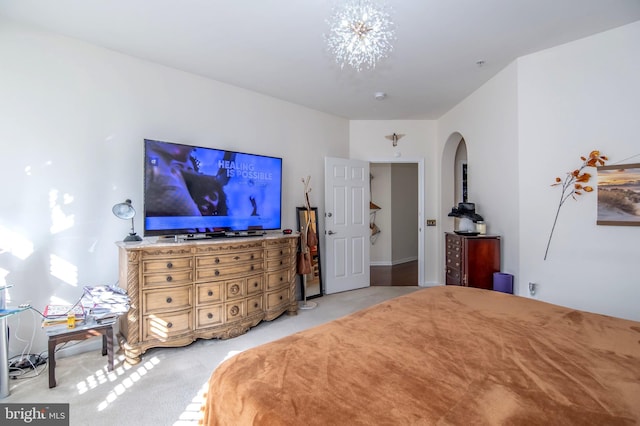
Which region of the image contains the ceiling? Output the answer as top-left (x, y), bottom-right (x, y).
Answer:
top-left (1, 0), bottom-right (639, 120)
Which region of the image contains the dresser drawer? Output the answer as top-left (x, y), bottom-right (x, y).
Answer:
top-left (247, 274), bottom-right (264, 295)
top-left (266, 288), bottom-right (289, 310)
top-left (266, 245), bottom-right (292, 259)
top-left (446, 268), bottom-right (462, 285)
top-left (195, 282), bottom-right (223, 305)
top-left (446, 252), bottom-right (461, 268)
top-left (225, 279), bottom-right (246, 300)
top-left (195, 251), bottom-right (263, 268)
top-left (142, 270), bottom-right (193, 288)
top-left (266, 268), bottom-right (291, 290)
top-left (196, 304), bottom-right (224, 328)
top-left (225, 300), bottom-right (246, 322)
top-left (266, 256), bottom-right (290, 270)
top-left (247, 295), bottom-right (263, 315)
top-left (143, 310), bottom-right (192, 341)
top-left (195, 260), bottom-right (264, 281)
top-left (143, 286), bottom-right (192, 314)
top-left (142, 256), bottom-right (192, 273)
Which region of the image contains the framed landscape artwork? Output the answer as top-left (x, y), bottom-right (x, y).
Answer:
top-left (596, 163), bottom-right (640, 226)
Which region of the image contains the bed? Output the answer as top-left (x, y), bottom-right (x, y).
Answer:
top-left (202, 286), bottom-right (640, 425)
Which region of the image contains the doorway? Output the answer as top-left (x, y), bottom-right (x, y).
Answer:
top-left (369, 162), bottom-right (420, 286)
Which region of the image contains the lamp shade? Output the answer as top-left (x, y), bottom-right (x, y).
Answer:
top-left (447, 202), bottom-right (484, 222)
top-left (112, 200), bottom-right (136, 220)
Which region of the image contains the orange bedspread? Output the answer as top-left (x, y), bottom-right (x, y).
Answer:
top-left (202, 286), bottom-right (640, 425)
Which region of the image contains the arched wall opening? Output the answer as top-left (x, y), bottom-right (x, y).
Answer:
top-left (441, 132), bottom-right (467, 233)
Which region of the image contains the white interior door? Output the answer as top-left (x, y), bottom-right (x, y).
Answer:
top-left (324, 157), bottom-right (370, 294)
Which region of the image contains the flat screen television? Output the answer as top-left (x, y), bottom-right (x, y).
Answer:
top-left (143, 139), bottom-right (282, 237)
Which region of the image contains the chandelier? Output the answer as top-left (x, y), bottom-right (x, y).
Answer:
top-left (325, 0), bottom-right (395, 72)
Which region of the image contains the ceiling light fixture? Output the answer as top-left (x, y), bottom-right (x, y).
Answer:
top-left (325, 0), bottom-right (395, 72)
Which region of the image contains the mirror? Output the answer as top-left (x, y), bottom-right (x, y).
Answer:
top-left (297, 207), bottom-right (323, 299)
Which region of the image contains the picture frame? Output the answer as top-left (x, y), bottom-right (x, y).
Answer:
top-left (596, 163), bottom-right (640, 226)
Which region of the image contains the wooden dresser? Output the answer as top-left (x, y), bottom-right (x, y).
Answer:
top-left (116, 234), bottom-right (298, 364)
top-left (445, 232), bottom-right (500, 290)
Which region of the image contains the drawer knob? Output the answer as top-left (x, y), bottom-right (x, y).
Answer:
top-left (230, 306), bottom-right (239, 316)
top-left (280, 260), bottom-right (283, 265)
top-left (166, 297), bottom-right (173, 303)
top-left (254, 303), bottom-right (259, 308)
top-left (207, 290), bottom-right (213, 297)
top-left (166, 275), bottom-right (173, 282)
top-left (253, 282), bottom-right (258, 288)
top-left (166, 262), bottom-right (173, 269)
top-left (207, 313), bottom-right (213, 319)
top-left (280, 250), bottom-right (283, 255)
top-left (250, 254), bottom-right (254, 259)
top-left (214, 270), bottom-right (220, 276)
top-left (167, 322), bottom-right (173, 328)
top-left (280, 276), bottom-right (283, 281)
top-left (279, 295), bottom-right (283, 300)
top-left (250, 265), bottom-right (254, 271)
top-left (214, 258), bottom-right (220, 264)
top-left (230, 284), bottom-right (240, 295)
top-left (233, 256), bottom-right (240, 261)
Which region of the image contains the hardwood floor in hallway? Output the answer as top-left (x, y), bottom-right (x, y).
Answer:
top-left (370, 260), bottom-right (418, 286)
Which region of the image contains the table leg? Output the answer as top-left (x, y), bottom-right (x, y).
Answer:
top-left (105, 327), bottom-right (114, 371)
top-left (48, 337), bottom-right (56, 388)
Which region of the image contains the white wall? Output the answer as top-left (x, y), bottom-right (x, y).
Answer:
top-left (438, 21), bottom-right (640, 321)
top-left (517, 21), bottom-right (640, 320)
top-left (0, 18), bottom-right (348, 357)
top-left (438, 63), bottom-right (520, 291)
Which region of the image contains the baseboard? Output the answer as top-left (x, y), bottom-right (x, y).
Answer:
top-left (391, 256), bottom-right (418, 266)
top-left (370, 257), bottom-right (418, 267)
top-left (370, 260), bottom-right (392, 266)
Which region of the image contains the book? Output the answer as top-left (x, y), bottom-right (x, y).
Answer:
top-left (43, 304), bottom-right (85, 318)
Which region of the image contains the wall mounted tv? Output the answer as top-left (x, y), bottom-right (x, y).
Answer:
top-left (143, 139), bottom-right (282, 238)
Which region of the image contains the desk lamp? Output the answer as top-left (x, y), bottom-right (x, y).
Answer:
top-left (112, 199), bottom-right (142, 242)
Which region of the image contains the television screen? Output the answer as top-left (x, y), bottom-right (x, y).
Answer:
top-left (143, 139), bottom-right (282, 237)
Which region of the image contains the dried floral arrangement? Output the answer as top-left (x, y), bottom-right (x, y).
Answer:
top-left (544, 150), bottom-right (607, 260)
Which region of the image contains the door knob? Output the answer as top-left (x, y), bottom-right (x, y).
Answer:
top-left (327, 230), bottom-right (336, 235)
top-left (326, 212), bottom-right (333, 217)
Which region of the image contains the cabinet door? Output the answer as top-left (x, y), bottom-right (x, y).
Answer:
top-left (464, 238), bottom-right (500, 289)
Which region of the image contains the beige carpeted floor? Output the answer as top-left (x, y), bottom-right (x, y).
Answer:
top-left (3, 286), bottom-right (419, 426)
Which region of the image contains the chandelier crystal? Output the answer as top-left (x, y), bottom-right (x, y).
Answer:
top-left (325, 0), bottom-right (395, 72)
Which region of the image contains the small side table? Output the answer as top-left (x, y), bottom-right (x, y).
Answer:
top-left (46, 321), bottom-right (115, 388)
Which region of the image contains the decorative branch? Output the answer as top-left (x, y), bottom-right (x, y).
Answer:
top-left (544, 150), bottom-right (607, 260)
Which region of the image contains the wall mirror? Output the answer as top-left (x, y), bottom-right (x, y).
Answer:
top-left (297, 207), bottom-right (323, 299)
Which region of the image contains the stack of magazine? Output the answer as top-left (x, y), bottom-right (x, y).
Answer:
top-left (42, 304), bottom-right (85, 327)
top-left (82, 285), bottom-right (130, 322)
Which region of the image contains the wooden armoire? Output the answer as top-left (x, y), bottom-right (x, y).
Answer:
top-left (445, 232), bottom-right (500, 290)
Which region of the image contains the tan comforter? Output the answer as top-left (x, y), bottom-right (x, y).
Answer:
top-left (202, 286), bottom-right (640, 425)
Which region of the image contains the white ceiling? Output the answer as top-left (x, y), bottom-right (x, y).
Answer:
top-left (1, 0), bottom-right (639, 120)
